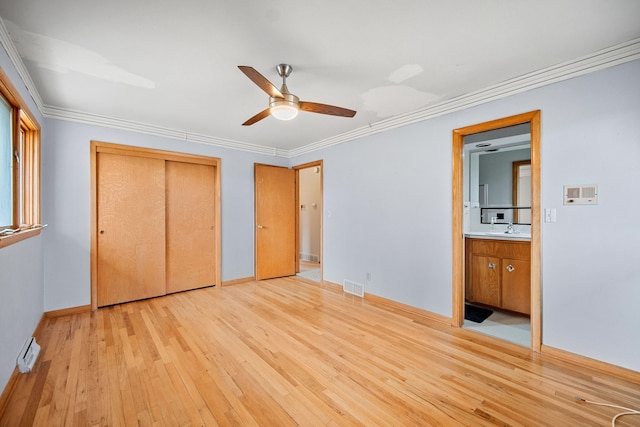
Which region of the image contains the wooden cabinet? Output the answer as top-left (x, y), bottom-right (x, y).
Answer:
top-left (465, 238), bottom-right (531, 315)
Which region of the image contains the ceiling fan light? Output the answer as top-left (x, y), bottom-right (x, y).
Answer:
top-left (270, 100), bottom-right (299, 121)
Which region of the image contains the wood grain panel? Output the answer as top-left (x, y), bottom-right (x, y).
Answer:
top-left (255, 164), bottom-right (296, 280)
top-left (97, 152), bottom-right (166, 306)
top-left (166, 161), bottom-right (216, 293)
top-left (469, 239), bottom-right (530, 260)
top-left (471, 255), bottom-right (501, 306)
top-left (2, 278), bottom-right (638, 426)
top-left (501, 258), bottom-right (531, 314)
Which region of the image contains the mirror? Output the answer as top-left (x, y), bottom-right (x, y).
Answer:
top-left (513, 160), bottom-right (531, 224)
top-left (464, 123), bottom-right (531, 226)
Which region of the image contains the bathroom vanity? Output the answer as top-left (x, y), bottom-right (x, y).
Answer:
top-left (465, 234), bottom-right (531, 315)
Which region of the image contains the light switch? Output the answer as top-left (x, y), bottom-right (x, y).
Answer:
top-left (545, 208), bottom-right (557, 223)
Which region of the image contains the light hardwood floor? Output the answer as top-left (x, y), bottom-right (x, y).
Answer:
top-left (1, 277), bottom-right (639, 426)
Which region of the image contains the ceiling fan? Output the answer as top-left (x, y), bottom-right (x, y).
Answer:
top-left (238, 64), bottom-right (357, 126)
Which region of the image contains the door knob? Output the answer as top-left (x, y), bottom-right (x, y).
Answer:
top-left (257, 225), bottom-right (265, 229)
top-left (506, 264), bottom-right (515, 272)
top-left (488, 263), bottom-right (496, 269)
top-left (100, 230), bottom-right (105, 234)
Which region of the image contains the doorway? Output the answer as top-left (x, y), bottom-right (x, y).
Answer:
top-left (294, 161), bottom-right (323, 283)
top-left (452, 111), bottom-right (541, 351)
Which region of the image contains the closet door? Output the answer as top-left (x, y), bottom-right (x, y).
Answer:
top-left (166, 161), bottom-right (216, 293)
top-left (96, 152), bottom-right (166, 307)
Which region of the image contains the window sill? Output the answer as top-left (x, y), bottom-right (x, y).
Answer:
top-left (0, 227), bottom-right (42, 249)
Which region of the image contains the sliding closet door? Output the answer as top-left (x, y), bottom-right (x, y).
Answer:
top-left (165, 161), bottom-right (217, 294)
top-left (96, 152), bottom-right (166, 307)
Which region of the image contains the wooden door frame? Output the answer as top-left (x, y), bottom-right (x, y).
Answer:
top-left (293, 160), bottom-right (323, 280)
top-left (90, 141), bottom-right (222, 310)
top-left (452, 111), bottom-right (541, 351)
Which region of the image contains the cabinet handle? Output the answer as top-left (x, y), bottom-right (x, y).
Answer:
top-left (488, 263), bottom-right (496, 269)
top-left (506, 264), bottom-right (515, 272)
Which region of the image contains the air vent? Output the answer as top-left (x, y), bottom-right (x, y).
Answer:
top-left (564, 185), bottom-right (598, 205)
top-left (343, 279), bottom-right (364, 298)
top-left (300, 253), bottom-right (319, 262)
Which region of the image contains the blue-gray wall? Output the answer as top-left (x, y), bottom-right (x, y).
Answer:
top-left (0, 45), bottom-right (45, 393)
top-left (1, 44), bottom-right (639, 396)
top-left (293, 59), bottom-right (640, 372)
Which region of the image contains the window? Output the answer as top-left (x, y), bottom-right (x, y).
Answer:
top-left (0, 67), bottom-right (41, 248)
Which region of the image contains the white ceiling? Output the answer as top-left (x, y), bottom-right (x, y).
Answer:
top-left (1, 1), bottom-right (639, 155)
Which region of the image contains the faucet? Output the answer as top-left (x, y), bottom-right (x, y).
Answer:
top-left (506, 223), bottom-right (514, 234)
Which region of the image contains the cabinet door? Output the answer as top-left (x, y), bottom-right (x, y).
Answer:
top-left (470, 255), bottom-right (501, 307)
top-left (97, 153), bottom-right (166, 307)
top-left (501, 258), bottom-right (531, 314)
top-left (166, 161), bottom-right (217, 293)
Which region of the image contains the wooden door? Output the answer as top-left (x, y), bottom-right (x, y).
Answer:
top-left (255, 164), bottom-right (296, 280)
top-left (166, 161), bottom-right (216, 293)
top-left (97, 152), bottom-right (166, 307)
top-left (470, 255), bottom-right (501, 307)
top-left (501, 258), bottom-right (531, 314)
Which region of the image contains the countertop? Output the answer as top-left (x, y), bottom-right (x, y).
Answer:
top-left (465, 231), bottom-right (531, 242)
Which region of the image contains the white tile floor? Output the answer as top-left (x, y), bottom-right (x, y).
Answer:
top-left (297, 261), bottom-right (321, 282)
top-left (463, 307), bottom-right (531, 347)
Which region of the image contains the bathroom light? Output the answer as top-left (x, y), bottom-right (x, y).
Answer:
top-left (270, 94), bottom-right (299, 121)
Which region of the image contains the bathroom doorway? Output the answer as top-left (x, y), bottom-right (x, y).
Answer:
top-left (452, 111), bottom-right (541, 351)
top-left (295, 161), bottom-right (323, 283)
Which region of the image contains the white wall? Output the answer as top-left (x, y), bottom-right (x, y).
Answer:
top-left (478, 148), bottom-right (530, 206)
top-left (0, 45), bottom-right (45, 392)
top-left (42, 119), bottom-right (288, 311)
top-left (292, 59), bottom-right (640, 372)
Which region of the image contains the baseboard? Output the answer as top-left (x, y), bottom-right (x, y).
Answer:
top-left (541, 345), bottom-right (640, 383)
top-left (302, 279), bottom-right (639, 380)
top-left (221, 276), bottom-right (255, 287)
top-left (294, 277), bottom-right (343, 293)
top-left (45, 304), bottom-right (91, 318)
top-left (364, 293), bottom-right (451, 327)
top-left (322, 280), bottom-right (450, 327)
top-left (0, 313), bottom-right (46, 418)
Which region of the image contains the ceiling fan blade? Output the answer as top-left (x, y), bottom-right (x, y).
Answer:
top-left (299, 101), bottom-right (356, 118)
top-left (242, 108), bottom-right (272, 126)
top-left (238, 66), bottom-right (284, 98)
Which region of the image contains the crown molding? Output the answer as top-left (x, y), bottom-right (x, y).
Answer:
top-left (42, 105), bottom-right (280, 156)
top-left (2, 14), bottom-right (638, 159)
top-left (0, 18), bottom-right (44, 111)
top-left (288, 37), bottom-right (640, 158)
